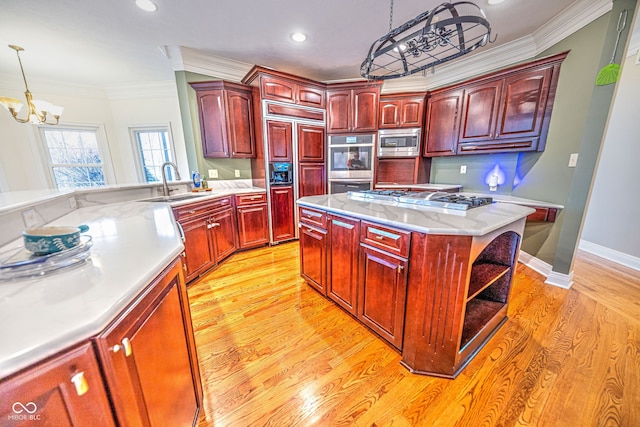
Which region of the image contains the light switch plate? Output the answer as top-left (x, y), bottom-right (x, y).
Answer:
top-left (234, 169), bottom-right (241, 178)
top-left (208, 169), bottom-right (218, 179)
top-left (460, 165), bottom-right (467, 174)
top-left (22, 209), bottom-right (39, 228)
top-left (568, 153), bottom-right (579, 167)
top-left (68, 197), bottom-right (77, 209)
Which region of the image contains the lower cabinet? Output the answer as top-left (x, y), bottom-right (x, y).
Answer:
top-left (299, 223), bottom-right (327, 295)
top-left (209, 206), bottom-right (238, 262)
top-left (0, 258), bottom-right (202, 425)
top-left (96, 259), bottom-right (200, 426)
top-left (270, 186), bottom-right (295, 242)
top-left (236, 194), bottom-right (269, 249)
top-left (0, 343), bottom-right (115, 426)
top-left (180, 215), bottom-right (216, 282)
top-left (327, 214), bottom-right (360, 315)
top-left (358, 245), bottom-right (408, 350)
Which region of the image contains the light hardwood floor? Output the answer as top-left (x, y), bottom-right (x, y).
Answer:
top-left (188, 243), bottom-right (640, 426)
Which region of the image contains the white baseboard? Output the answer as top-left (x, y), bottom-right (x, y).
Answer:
top-left (578, 240), bottom-right (640, 272)
top-left (518, 251), bottom-right (574, 289)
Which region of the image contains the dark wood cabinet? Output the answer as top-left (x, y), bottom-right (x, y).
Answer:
top-left (423, 52), bottom-right (567, 157)
top-left (327, 82), bottom-right (381, 133)
top-left (423, 90), bottom-right (462, 157)
top-left (235, 193), bottom-right (269, 249)
top-left (299, 206), bottom-right (328, 296)
top-left (266, 120), bottom-right (293, 162)
top-left (297, 123), bottom-right (325, 163)
top-left (299, 163), bottom-right (326, 197)
top-left (96, 259), bottom-right (200, 426)
top-left (173, 196), bottom-right (236, 282)
top-left (375, 157), bottom-right (430, 186)
top-left (0, 343), bottom-right (115, 426)
top-left (209, 206), bottom-right (238, 263)
top-left (243, 68), bottom-right (326, 108)
top-left (379, 94), bottom-right (425, 128)
top-left (327, 214), bottom-right (360, 315)
top-left (270, 186), bottom-right (295, 242)
top-left (358, 245), bottom-right (408, 350)
top-left (190, 81), bottom-right (255, 158)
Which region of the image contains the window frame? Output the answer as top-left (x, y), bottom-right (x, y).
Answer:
top-left (129, 124), bottom-right (177, 184)
top-left (37, 123), bottom-right (115, 190)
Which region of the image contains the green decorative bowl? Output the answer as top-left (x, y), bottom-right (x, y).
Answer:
top-left (23, 225), bottom-right (90, 255)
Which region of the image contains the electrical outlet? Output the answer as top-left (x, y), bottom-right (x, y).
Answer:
top-left (568, 153), bottom-right (579, 168)
top-left (234, 169), bottom-right (241, 178)
top-left (460, 165), bottom-right (467, 174)
top-left (68, 197), bottom-right (77, 209)
top-left (22, 209), bottom-right (39, 228)
top-left (208, 169), bottom-right (218, 179)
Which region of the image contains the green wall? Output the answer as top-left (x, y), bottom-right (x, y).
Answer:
top-left (174, 70), bottom-right (253, 181)
top-left (430, 0), bottom-right (637, 274)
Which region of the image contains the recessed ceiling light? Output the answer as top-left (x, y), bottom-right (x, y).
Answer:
top-left (487, 0), bottom-right (505, 4)
top-left (136, 0), bottom-right (158, 12)
top-left (291, 32), bottom-right (307, 42)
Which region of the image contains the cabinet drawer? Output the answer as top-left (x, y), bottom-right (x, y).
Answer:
top-left (298, 206), bottom-right (327, 229)
top-left (360, 221), bottom-right (410, 258)
top-left (173, 196), bottom-right (233, 221)
top-left (235, 193), bottom-right (267, 206)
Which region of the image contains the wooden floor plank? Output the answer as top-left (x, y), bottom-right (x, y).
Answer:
top-left (188, 243), bottom-right (640, 426)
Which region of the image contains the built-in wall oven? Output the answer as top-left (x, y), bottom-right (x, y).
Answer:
top-left (328, 133), bottom-right (375, 194)
top-left (377, 128), bottom-right (421, 157)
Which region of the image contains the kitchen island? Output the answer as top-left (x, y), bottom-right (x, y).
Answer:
top-left (297, 192), bottom-right (534, 378)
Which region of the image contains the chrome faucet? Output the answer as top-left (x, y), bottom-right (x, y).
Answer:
top-left (161, 162), bottom-right (181, 197)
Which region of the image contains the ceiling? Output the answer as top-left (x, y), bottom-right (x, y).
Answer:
top-left (0, 0), bottom-right (603, 88)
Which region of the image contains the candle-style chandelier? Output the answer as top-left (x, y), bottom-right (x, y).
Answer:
top-left (0, 45), bottom-right (64, 125)
top-left (361, 1), bottom-right (495, 80)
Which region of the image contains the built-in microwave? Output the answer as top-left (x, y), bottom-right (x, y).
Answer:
top-left (377, 128), bottom-right (421, 157)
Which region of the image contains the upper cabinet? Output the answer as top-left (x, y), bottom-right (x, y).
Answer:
top-left (424, 51), bottom-right (567, 157)
top-left (378, 93), bottom-right (426, 129)
top-left (242, 66), bottom-right (326, 109)
top-left (327, 82), bottom-right (381, 133)
top-left (190, 81), bottom-right (256, 159)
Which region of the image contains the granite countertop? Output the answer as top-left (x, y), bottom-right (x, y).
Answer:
top-left (0, 201), bottom-right (184, 378)
top-left (297, 193), bottom-right (535, 236)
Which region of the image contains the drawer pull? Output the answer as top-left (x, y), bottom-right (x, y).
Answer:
top-left (189, 210), bottom-right (196, 214)
top-left (375, 235), bottom-right (384, 240)
top-left (70, 372), bottom-right (89, 396)
top-left (112, 338), bottom-right (133, 357)
top-left (369, 227), bottom-right (400, 241)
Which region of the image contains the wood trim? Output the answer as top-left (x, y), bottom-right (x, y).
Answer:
top-left (266, 103), bottom-right (325, 121)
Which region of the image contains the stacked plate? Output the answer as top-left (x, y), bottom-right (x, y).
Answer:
top-left (0, 235), bottom-right (93, 280)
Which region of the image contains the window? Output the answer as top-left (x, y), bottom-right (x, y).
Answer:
top-left (131, 126), bottom-right (176, 183)
top-left (40, 126), bottom-right (108, 189)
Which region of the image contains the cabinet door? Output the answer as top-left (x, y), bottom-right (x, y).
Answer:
top-left (197, 89), bottom-right (230, 158)
top-left (180, 215), bottom-right (215, 282)
top-left (0, 343), bottom-right (115, 427)
top-left (297, 123), bottom-right (325, 162)
top-left (270, 186), bottom-right (295, 242)
top-left (261, 75), bottom-right (296, 103)
top-left (379, 100), bottom-right (401, 128)
top-left (400, 97), bottom-right (425, 127)
top-left (375, 158), bottom-right (416, 185)
top-left (267, 120), bottom-right (293, 162)
top-left (237, 204), bottom-right (269, 249)
top-left (299, 224), bottom-right (327, 295)
top-left (210, 207), bottom-right (238, 263)
top-left (496, 67), bottom-right (552, 140)
top-left (459, 80), bottom-right (502, 143)
top-left (97, 262), bottom-right (198, 427)
top-left (327, 214), bottom-right (360, 315)
top-left (327, 90), bottom-right (352, 133)
top-left (226, 90), bottom-right (255, 158)
top-left (299, 163), bottom-right (326, 197)
top-left (297, 84), bottom-right (325, 108)
top-left (358, 245), bottom-right (408, 349)
top-left (352, 88), bottom-right (379, 132)
top-left (424, 90), bottom-right (462, 156)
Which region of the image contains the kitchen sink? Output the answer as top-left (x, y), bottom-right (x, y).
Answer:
top-left (140, 192), bottom-right (213, 203)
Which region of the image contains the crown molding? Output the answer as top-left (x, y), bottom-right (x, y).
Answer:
top-left (105, 81), bottom-right (178, 100)
top-left (533, 0), bottom-right (612, 53)
top-left (377, 0), bottom-right (613, 94)
top-left (165, 46), bottom-right (253, 82)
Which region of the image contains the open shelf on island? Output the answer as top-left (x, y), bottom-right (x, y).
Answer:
top-left (460, 299), bottom-right (505, 348)
top-left (467, 262), bottom-right (510, 301)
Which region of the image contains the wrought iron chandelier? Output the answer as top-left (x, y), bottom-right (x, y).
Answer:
top-left (0, 45), bottom-right (64, 125)
top-left (360, 1), bottom-right (495, 80)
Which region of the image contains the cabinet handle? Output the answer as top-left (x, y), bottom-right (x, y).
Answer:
top-left (70, 372), bottom-right (89, 396)
top-left (176, 221), bottom-right (185, 242)
top-left (375, 235), bottom-right (384, 240)
top-left (397, 265), bottom-right (404, 272)
top-left (211, 222), bottom-right (220, 227)
top-left (111, 337), bottom-right (133, 357)
top-left (189, 210), bottom-right (196, 214)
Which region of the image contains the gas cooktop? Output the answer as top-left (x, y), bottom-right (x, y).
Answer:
top-left (348, 190), bottom-right (493, 211)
